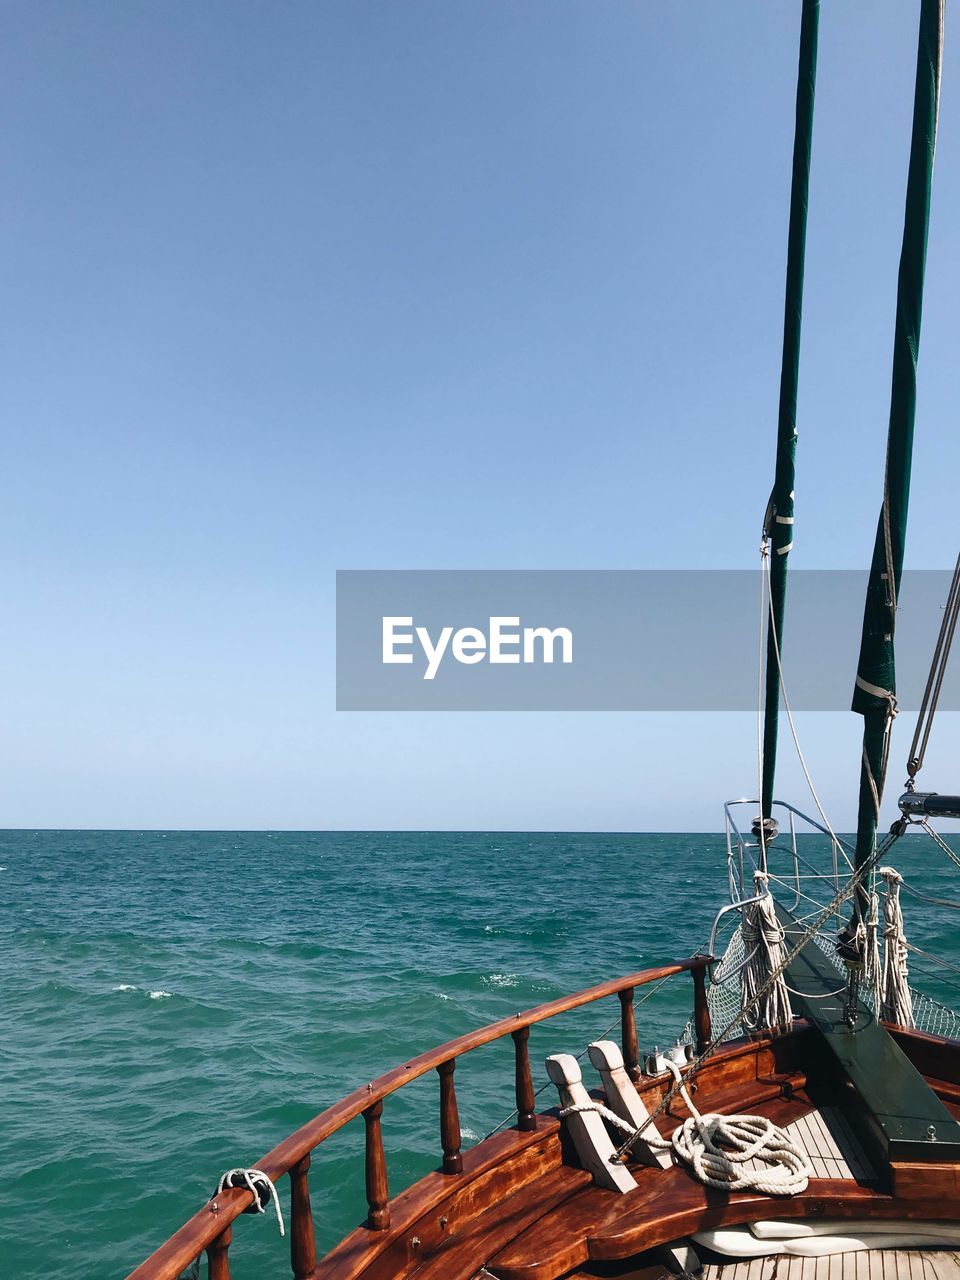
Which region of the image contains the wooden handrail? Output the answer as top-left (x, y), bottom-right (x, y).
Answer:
top-left (126, 954), bottom-right (711, 1280)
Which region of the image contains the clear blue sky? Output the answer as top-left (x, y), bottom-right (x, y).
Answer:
top-left (1, 2), bottom-right (957, 830)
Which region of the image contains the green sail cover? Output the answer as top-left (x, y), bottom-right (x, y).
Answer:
top-left (852, 0), bottom-right (943, 872)
top-left (761, 0), bottom-right (820, 821)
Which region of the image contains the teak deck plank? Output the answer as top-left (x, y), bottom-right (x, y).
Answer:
top-left (702, 1252), bottom-right (960, 1280)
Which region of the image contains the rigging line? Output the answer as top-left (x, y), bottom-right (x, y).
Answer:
top-left (761, 553), bottom-right (853, 872)
top-left (757, 541), bottom-right (770, 872)
top-left (763, 868), bottom-right (838, 897)
top-left (611, 821), bottom-right (906, 1161)
top-left (920, 819), bottom-right (960, 873)
top-left (761, 873), bottom-right (840, 916)
top-left (906, 551), bottom-right (960, 783)
top-left (899, 965), bottom-right (960, 1009)
top-left (899, 880), bottom-right (960, 912)
top-left (782, 981), bottom-right (848, 999)
top-left (904, 941), bottom-right (960, 981)
top-left (478, 954), bottom-right (703, 1143)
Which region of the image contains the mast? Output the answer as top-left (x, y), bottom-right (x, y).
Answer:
top-left (851, 0), bottom-right (944, 885)
top-left (760, 0), bottom-right (820, 823)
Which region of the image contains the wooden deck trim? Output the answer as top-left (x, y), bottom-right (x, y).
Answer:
top-left (487, 1170), bottom-right (960, 1280)
top-left (314, 1119), bottom-right (562, 1280)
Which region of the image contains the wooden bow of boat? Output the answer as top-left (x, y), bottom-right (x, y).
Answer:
top-left (125, 955), bottom-right (714, 1280)
top-left (124, 949), bottom-right (960, 1280)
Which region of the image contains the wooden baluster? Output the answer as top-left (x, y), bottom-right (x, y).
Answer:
top-left (512, 1026), bottom-right (537, 1131)
top-left (692, 961), bottom-right (712, 1053)
top-left (618, 987), bottom-right (641, 1084)
top-left (364, 1099), bottom-right (390, 1230)
top-left (438, 1058), bottom-right (463, 1173)
top-left (289, 1154), bottom-right (317, 1280)
top-left (207, 1226), bottom-right (232, 1280)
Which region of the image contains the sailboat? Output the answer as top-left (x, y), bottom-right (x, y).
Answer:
top-left (127, 2), bottom-right (960, 1278)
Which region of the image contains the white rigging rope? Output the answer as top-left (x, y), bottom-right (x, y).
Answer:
top-left (740, 871), bottom-right (793, 1031)
top-left (613, 822), bottom-right (905, 1164)
top-left (757, 538), bottom-right (771, 872)
top-left (879, 867), bottom-right (914, 1028)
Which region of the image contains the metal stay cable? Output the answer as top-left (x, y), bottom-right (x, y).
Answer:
top-left (918, 818), bottom-right (960, 873)
top-left (906, 551), bottom-right (960, 786)
top-left (899, 879), bottom-right (960, 912)
top-left (762, 552), bottom-right (854, 873)
top-left (905, 940), bottom-right (960, 981)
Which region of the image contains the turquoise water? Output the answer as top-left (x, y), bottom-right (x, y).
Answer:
top-left (3, 829), bottom-right (960, 1280)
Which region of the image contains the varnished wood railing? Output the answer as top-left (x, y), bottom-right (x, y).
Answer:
top-left (126, 954), bottom-right (712, 1280)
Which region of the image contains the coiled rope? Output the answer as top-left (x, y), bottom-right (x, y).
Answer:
top-left (561, 1060), bottom-right (810, 1196)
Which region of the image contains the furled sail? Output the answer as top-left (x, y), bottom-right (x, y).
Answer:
top-left (760, 0), bottom-right (820, 823)
top-left (851, 0), bottom-right (944, 880)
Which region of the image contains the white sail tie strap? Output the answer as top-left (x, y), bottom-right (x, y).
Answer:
top-left (880, 868), bottom-right (915, 1028)
top-left (213, 1168), bottom-right (285, 1237)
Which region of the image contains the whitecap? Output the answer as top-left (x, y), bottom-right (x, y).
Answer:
top-left (148, 990), bottom-right (172, 999)
top-left (483, 973), bottom-right (519, 989)
top-left (461, 1126), bottom-right (479, 1141)
top-left (113, 984), bottom-right (138, 992)
top-left (434, 992), bottom-right (451, 1001)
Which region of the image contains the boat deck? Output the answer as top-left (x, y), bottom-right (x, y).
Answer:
top-left (766, 1104), bottom-right (872, 1183)
top-left (125, 979), bottom-right (960, 1280)
top-left (702, 1252), bottom-right (960, 1280)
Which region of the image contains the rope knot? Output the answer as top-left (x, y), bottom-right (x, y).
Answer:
top-left (212, 1168), bottom-right (285, 1237)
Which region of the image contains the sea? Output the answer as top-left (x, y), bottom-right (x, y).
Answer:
top-left (4, 829), bottom-right (960, 1280)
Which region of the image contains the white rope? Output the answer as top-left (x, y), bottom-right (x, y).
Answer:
top-left (565, 1061), bottom-right (810, 1196)
top-left (864, 889), bottom-right (882, 1012)
top-left (880, 868), bottom-right (914, 1028)
top-left (740, 871), bottom-right (793, 1032)
top-left (613, 821), bottom-right (906, 1164)
top-left (757, 539), bottom-right (770, 872)
top-left (214, 1168), bottom-right (285, 1237)
top-left (559, 1100), bottom-right (642, 1135)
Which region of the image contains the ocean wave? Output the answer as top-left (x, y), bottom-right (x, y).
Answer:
top-left (112, 984), bottom-right (138, 992)
top-left (147, 990), bottom-right (172, 999)
top-left (482, 973), bottom-right (519, 989)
